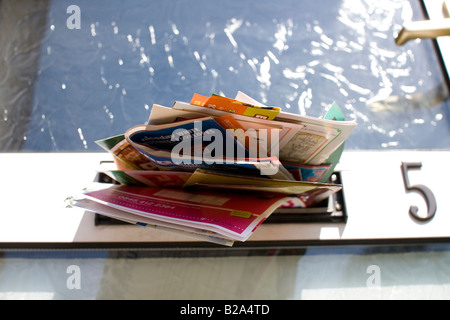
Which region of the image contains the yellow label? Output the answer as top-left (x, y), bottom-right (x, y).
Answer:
top-left (230, 210), bottom-right (253, 219)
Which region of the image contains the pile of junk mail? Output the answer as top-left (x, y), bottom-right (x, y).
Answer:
top-left (71, 91), bottom-right (356, 246)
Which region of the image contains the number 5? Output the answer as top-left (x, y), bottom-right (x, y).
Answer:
top-left (401, 162), bottom-right (437, 222)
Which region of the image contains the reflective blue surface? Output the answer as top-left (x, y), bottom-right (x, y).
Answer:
top-left (1, 0), bottom-right (449, 151)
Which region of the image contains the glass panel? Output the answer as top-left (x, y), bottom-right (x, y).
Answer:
top-left (2, 245), bottom-right (450, 299)
top-left (0, 0), bottom-right (449, 152)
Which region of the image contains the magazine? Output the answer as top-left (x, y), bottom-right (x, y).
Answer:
top-left (95, 134), bottom-right (159, 171)
top-left (149, 104), bottom-right (283, 158)
top-left (103, 170), bottom-right (193, 188)
top-left (125, 116), bottom-right (248, 167)
top-left (191, 93), bottom-right (281, 120)
top-left (79, 184), bottom-right (297, 242)
top-left (75, 197), bottom-right (235, 246)
top-left (183, 169), bottom-right (341, 196)
top-left (282, 162), bottom-right (332, 182)
top-left (125, 115), bottom-right (293, 179)
top-left (148, 103), bottom-right (206, 125)
top-left (174, 93), bottom-right (357, 166)
top-left (237, 92), bottom-right (354, 170)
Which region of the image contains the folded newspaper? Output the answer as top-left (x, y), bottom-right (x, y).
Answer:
top-left (73, 92), bottom-right (356, 246)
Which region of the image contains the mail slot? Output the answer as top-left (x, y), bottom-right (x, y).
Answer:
top-left (93, 165), bottom-right (347, 228)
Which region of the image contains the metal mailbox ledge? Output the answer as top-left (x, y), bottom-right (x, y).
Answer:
top-left (0, 150), bottom-right (449, 251)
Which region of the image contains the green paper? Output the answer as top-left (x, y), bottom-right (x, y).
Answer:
top-left (319, 102), bottom-right (346, 183)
